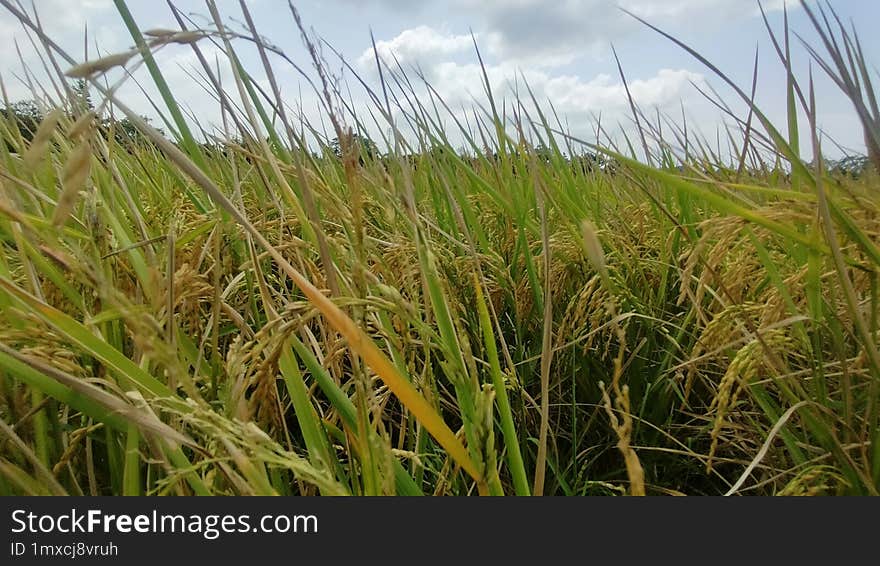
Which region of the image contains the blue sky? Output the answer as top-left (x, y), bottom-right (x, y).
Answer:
top-left (1, 0), bottom-right (877, 159)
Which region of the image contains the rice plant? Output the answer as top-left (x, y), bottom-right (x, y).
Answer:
top-left (0, 0), bottom-right (877, 496)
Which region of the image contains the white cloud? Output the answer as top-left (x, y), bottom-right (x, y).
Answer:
top-left (356, 25), bottom-right (474, 70)
top-left (0, 0), bottom-right (124, 82)
top-left (433, 63), bottom-right (703, 123)
top-left (360, 26), bottom-right (703, 112)
top-left (431, 0), bottom-right (794, 62)
top-left (544, 68), bottom-right (704, 112)
top-left (354, 26), bottom-right (706, 152)
top-left (624, 0), bottom-right (793, 19)
top-left (27, 0), bottom-right (110, 32)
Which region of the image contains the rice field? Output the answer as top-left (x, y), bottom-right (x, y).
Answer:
top-left (0, 0), bottom-right (877, 496)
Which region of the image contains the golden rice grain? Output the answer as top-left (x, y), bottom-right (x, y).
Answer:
top-left (52, 141), bottom-right (91, 227)
top-left (22, 109), bottom-right (63, 169)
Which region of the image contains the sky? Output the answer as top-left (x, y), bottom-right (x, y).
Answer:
top-left (0, 0), bottom-right (877, 160)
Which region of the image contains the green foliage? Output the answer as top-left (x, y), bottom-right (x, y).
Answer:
top-left (2, 100), bottom-right (42, 145)
top-left (1, 98), bottom-right (160, 150)
top-left (329, 132), bottom-right (380, 161)
top-left (0, 0), bottom-right (877, 497)
top-left (826, 155), bottom-right (872, 179)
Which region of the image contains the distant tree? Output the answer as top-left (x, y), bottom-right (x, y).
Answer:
top-left (330, 132), bottom-right (379, 163)
top-left (571, 151), bottom-right (602, 173)
top-left (2, 100), bottom-right (42, 146)
top-left (425, 145), bottom-right (452, 160)
top-left (0, 92), bottom-right (172, 160)
top-left (826, 155), bottom-right (871, 179)
top-left (71, 79), bottom-right (93, 112)
top-left (95, 111), bottom-right (164, 150)
top-left (533, 142), bottom-right (554, 164)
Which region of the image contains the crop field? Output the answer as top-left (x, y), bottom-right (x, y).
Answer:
top-left (0, 1), bottom-right (877, 496)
